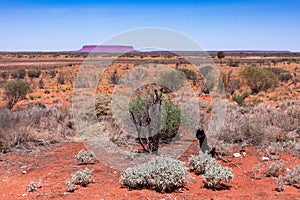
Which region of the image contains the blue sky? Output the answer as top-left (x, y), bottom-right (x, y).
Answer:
top-left (0, 0), bottom-right (299, 51)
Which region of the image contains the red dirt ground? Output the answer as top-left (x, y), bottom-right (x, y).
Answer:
top-left (0, 141), bottom-right (299, 200)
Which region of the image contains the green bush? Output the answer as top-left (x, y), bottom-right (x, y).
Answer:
top-left (121, 157), bottom-right (187, 192)
top-left (178, 68), bottom-right (198, 85)
top-left (232, 92), bottom-right (250, 106)
top-left (240, 66), bottom-right (278, 93)
top-left (3, 80), bottom-right (31, 109)
top-left (44, 90), bottom-right (50, 94)
top-left (199, 65), bottom-right (213, 77)
top-left (0, 71), bottom-right (9, 80)
top-left (265, 68), bottom-right (292, 82)
top-left (27, 69), bottom-right (41, 78)
top-left (11, 69), bottom-right (26, 79)
top-left (161, 99), bottom-right (181, 141)
top-left (158, 70), bottom-right (185, 92)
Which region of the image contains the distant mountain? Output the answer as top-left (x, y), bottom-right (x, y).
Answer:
top-left (77, 45), bottom-right (136, 53)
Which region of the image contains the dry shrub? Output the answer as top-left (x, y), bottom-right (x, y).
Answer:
top-left (0, 103), bottom-right (73, 152)
top-left (219, 101), bottom-right (299, 146)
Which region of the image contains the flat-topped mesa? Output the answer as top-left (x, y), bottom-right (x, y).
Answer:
top-left (77, 45), bottom-right (136, 53)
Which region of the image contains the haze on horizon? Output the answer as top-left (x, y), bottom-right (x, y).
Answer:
top-left (0, 0), bottom-right (299, 52)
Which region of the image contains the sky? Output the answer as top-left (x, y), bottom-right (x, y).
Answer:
top-left (0, 0), bottom-right (299, 52)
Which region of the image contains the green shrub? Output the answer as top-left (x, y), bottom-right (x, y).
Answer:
top-left (158, 70), bottom-right (185, 92)
top-left (129, 90), bottom-right (181, 152)
top-left (44, 90), bottom-right (50, 94)
top-left (232, 92), bottom-right (250, 106)
top-left (3, 80), bottom-right (31, 109)
top-left (27, 69), bottom-right (41, 78)
top-left (121, 157), bottom-right (187, 192)
top-left (278, 73), bottom-right (292, 82)
top-left (0, 71), bottom-right (9, 80)
top-left (199, 65), bottom-right (213, 77)
top-left (265, 68), bottom-right (292, 82)
top-left (11, 69), bottom-right (26, 79)
top-left (161, 99), bottom-right (181, 141)
top-left (240, 66), bottom-right (278, 93)
top-left (178, 68), bottom-right (198, 85)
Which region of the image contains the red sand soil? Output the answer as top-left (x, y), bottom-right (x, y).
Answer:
top-left (0, 141), bottom-right (299, 200)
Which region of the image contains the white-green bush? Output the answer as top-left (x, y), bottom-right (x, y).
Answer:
top-left (202, 162), bottom-right (234, 190)
top-left (188, 152), bottom-right (217, 174)
top-left (27, 182), bottom-right (37, 192)
top-left (284, 165), bottom-right (300, 188)
top-left (121, 157), bottom-right (188, 192)
top-left (75, 150), bottom-right (95, 164)
top-left (66, 167), bottom-right (92, 192)
top-left (266, 161), bottom-right (284, 177)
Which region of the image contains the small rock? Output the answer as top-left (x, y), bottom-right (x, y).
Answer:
top-left (233, 153), bottom-right (241, 158)
top-left (261, 156), bottom-right (270, 161)
top-left (20, 166), bottom-right (27, 169)
top-left (22, 170), bottom-right (27, 174)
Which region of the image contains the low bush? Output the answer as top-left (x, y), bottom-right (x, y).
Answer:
top-left (202, 162), bottom-right (234, 190)
top-left (121, 157), bottom-right (187, 192)
top-left (188, 152), bottom-right (217, 175)
top-left (160, 99), bottom-right (181, 141)
top-left (66, 168), bottom-right (93, 192)
top-left (240, 66), bottom-right (278, 94)
top-left (3, 80), bottom-right (31, 109)
top-left (0, 103), bottom-right (73, 152)
top-left (28, 182), bottom-right (37, 192)
top-left (284, 165), bottom-right (300, 188)
top-left (11, 69), bottom-right (26, 79)
top-left (75, 150), bottom-right (95, 164)
top-left (158, 70), bottom-right (186, 92)
top-left (232, 92), bottom-right (250, 106)
top-left (265, 68), bottom-right (292, 82)
top-left (27, 69), bottom-right (41, 78)
top-left (178, 68), bottom-right (199, 85)
top-left (266, 161), bottom-right (285, 177)
top-left (0, 71), bottom-right (9, 80)
top-left (189, 152), bottom-right (234, 190)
